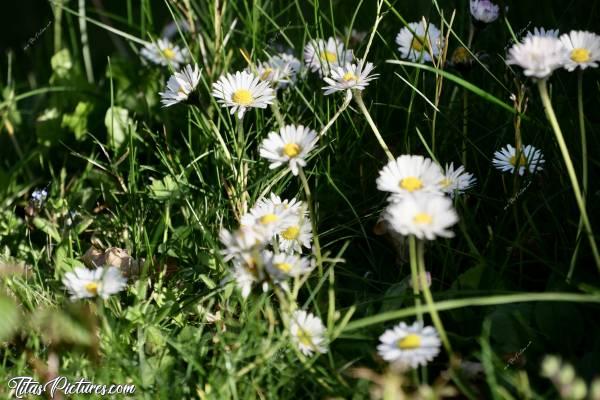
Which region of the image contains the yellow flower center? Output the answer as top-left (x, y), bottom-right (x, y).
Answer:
top-left (297, 328), bottom-right (313, 346)
top-left (320, 51), bottom-right (337, 62)
top-left (439, 178), bottom-right (452, 189)
top-left (399, 176), bottom-right (423, 192)
top-left (282, 226), bottom-right (300, 240)
top-left (451, 46), bottom-right (472, 65)
top-left (163, 48), bottom-right (176, 60)
top-left (85, 282), bottom-right (99, 295)
top-left (397, 334), bottom-right (422, 349)
top-left (342, 72), bottom-right (358, 82)
top-left (413, 213), bottom-right (433, 225)
top-left (259, 213), bottom-right (279, 224)
top-left (571, 47), bottom-right (591, 63)
top-left (231, 89), bottom-right (254, 105)
top-left (509, 154), bottom-right (527, 167)
top-left (282, 143), bottom-right (301, 158)
top-left (275, 262), bottom-right (293, 273)
top-left (411, 36), bottom-right (427, 52)
top-left (260, 68), bottom-right (274, 80)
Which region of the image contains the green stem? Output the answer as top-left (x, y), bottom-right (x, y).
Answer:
top-left (270, 98), bottom-right (285, 128)
top-left (78, 0), bottom-right (94, 83)
top-left (298, 168), bottom-right (323, 277)
top-left (353, 91), bottom-right (394, 161)
top-left (408, 236), bottom-right (423, 324)
top-left (319, 90), bottom-right (352, 137)
top-left (537, 79), bottom-right (600, 274)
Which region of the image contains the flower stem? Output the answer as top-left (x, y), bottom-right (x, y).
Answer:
top-left (319, 89), bottom-right (352, 137)
top-left (353, 91), bottom-right (394, 161)
top-left (408, 236), bottom-right (423, 324)
top-left (298, 168), bottom-right (323, 277)
top-left (270, 98), bottom-right (285, 128)
top-left (537, 79), bottom-right (600, 274)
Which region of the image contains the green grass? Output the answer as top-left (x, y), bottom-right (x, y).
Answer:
top-left (1, 0), bottom-right (600, 398)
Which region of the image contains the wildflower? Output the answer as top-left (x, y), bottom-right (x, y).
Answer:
top-left (376, 155), bottom-right (444, 200)
top-left (377, 321), bottom-right (441, 370)
top-left (289, 310), bottom-right (328, 356)
top-left (219, 226), bottom-right (266, 262)
top-left (322, 61), bottom-right (378, 95)
top-left (212, 71), bottom-right (275, 119)
top-left (254, 53), bottom-right (301, 89)
top-left (396, 20), bottom-right (444, 63)
top-left (384, 193), bottom-right (459, 240)
top-left (470, 0), bottom-right (500, 23)
top-left (438, 163), bottom-right (477, 196)
top-left (559, 30), bottom-right (600, 71)
top-left (231, 255), bottom-right (266, 298)
top-left (62, 266), bottom-right (127, 300)
top-left (159, 63), bottom-right (201, 107)
top-left (492, 144), bottom-right (545, 176)
top-left (526, 27), bottom-right (559, 39)
top-left (259, 125), bottom-right (318, 176)
top-left (303, 37), bottom-right (353, 76)
top-left (241, 194), bottom-right (297, 237)
top-left (264, 251), bottom-right (311, 282)
top-left (30, 188), bottom-right (48, 208)
top-left (507, 36), bottom-right (568, 79)
top-left (140, 38), bottom-right (188, 69)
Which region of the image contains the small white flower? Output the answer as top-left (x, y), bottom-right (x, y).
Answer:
top-left (62, 266), bottom-right (127, 300)
top-left (377, 321), bottom-right (441, 370)
top-left (264, 251), bottom-right (311, 282)
top-left (384, 192), bottom-right (458, 240)
top-left (492, 144), bottom-right (545, 176)
top-left (259, 124), bottom-right (318, 175)
top-left (303, 37), bottom-right (353, 76)
top-left (159, 63), bottom-right (201, 107)
top-left (377, 155), bottom-right (445, 200)
top-left (277, 217), bottom-right (313, 254)
top-left (140, 38), bottom-right (188, 69)
top-left (212, 71), bottom-right (275, 119)
top-left (526, 27), bottom-right (559, 39)
top-left (289, 310), bottom-right (328, 356)
top-left (438, 163), bottom-right (477, 196)
top-left (253, 53), bottom-right (302, 89)
top-left (396, 20), bottom-right (444, 63)
top-left (322, 61), bottom-right (378, 95)
top-left (220, 226), bottom-right (266, 262)
top-left (507, 36), bottom-right (568, 79)
top-left (470, 0), bottom-right (500, 23)
top-left (241, 194), bottom-right (297, 238)
top-left (231, 256), bottom-right (265, 298)
top-left (559, 30), bottom-right (600, 71)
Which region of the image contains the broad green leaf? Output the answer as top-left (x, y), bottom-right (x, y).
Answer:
top-left (0, 295), bottom-right (20, 341)
top-left (50, 48), bottom-right (73, 78)
top-left (62, 101), bottom-right (93, 140)
top-left (104, 106), bottom-right (135, 148)
top-left (149, 175), bottom-right (181, 201)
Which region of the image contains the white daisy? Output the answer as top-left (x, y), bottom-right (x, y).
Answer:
top-left (377, 321), bottom-right (441, 370)
top-left (159, 63), bottom-right (201, 107)
top-left (384, 192), bottom-right (458, 240)
top-left (219, 226), bottom-right (266, 262)
top-left (492, 144), bottom-right (545, 176)
top-left (231, 256), bottom-right (265, 298)
top-left (264, 251), bottom-right (311, 282)
top-left (259, 124), bottom-right (319, 176)
top-left (526, 27), bottom-right (559, 39)
top-left (395, 20), bottom-right (444, 63)
top-left (507, 35), bottom-right (568, 79)
top-left (289, 310), bottom-right (328, 356)
top-left (212, 71), bottom-right (275, 119)
top-left (62, 266), bottom-right (127, 300)
top-left (470, 0), bottom-right (500, 23)
top-left (438, 163), bottom-right (477, 196)
top-left (303, 37), bottom-right (353, 76)
top-left (376, 155), bottom-right (445, 200)
top-left (322, 61), bottom-right (378, 95)
top-left (254, 53), bottom-right (302, 89)
top-left (559, 30), bottom-right (600, 71)
top-left (140, 38), bottom-right (188, 69)
top-left (277, 217), bottom-right (312, 254)
top-left (241, 194), bottom-right (297, 238)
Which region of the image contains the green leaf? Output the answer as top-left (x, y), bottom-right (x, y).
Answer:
top-left (50, 49), bottom-right (73, 79)
top-left (104, 106), bottom-right (136, 148)
top-left (62, 101), bottom-right (93, 140)
top-left (0, 295), bottom-right (20, 341)
top-left (149, 175), bottom-right (181, 201)
top-left (32, 217), bottom-right (61, 241)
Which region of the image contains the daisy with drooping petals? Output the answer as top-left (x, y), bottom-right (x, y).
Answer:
top-left (140, 38), bottom-right (188, 69)
top-left (492, 144), bottom-right (545, 176)
top-left (559, 31), bottom-right (600, 71)
top-left (159, 63), bottom-right (201, 107)
top-left (376, 155), bottom-right (445, 200)
top-left (303, 37), bottom-right (353, 76)
top-left (264, 251), bottom-right (311, 282)
top-left (377, 321), bottom-right (441, 370)
top-left (220, 226), bottom-right (267, 262)
top-left (507, 36), bottom-right (568, 79)
top-left (322, 61), bottom-right (379, 95)
top-left (438, 163), bottom-right (477, 196)
top-left (470, 0), bottom-right (500, 23)
top-left (62, 266), bottom-right (127, 300)
top-left (231, 255), bottom-right (267, 298)
top-left (241, 194), bottom-right (297, 238)
top-left (396, 20), bottom-right (444, 63)
top-left (212, 71), bottom-right (275, 119)
top-left (526, 27), bottom-right (559, 39)
top-left (289, 310), bottom-right (328, 356)
top-left (259, 125), bottom-right (319, 175)
top-left (254, 53), bottom-right (302, 89)
top-left (384, 193), bottom-right (459, 240)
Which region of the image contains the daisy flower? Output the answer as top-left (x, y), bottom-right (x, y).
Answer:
top-left (241, 194), bottom-right (297, 237)
top-left (376, 155), bottom-right (445, 200)
top-left (438, 163), bottom-right (477, 196)
top-left (303, 37), bottom-right (353, 76)
top-left (159, 63), bottom-right (201, 107)
top-left (277, 216), bottom-right (313, 254)
top-left (220, 226), bottom-right (266, 262)
top-left (377, 321), bottom-right (441, 370)
top-left (384, 192), bottom-right (459, 240)
top-left (396, 20), bottom-right (444, 63)
top-left (526, 27), bottom-right (559, 39)
top-left (62, 266), bottom-right (127, 300)
top-left (212, 71), bottom-right (275, 119)
top-left (259, 124), bottom-right (319, 175)
top-left (470, 0), bottom-right (500, 23)
top-left (264, 251), bottom-right (311, 282)
top-left (507, 36), bottom-right (568, 79)
top-left (322, 61), bottom-right (378, 95)
top-left (289, 310), bottom-right (328, 356)
top-left (140, 38), bottom-right (188, 69)
top-left (254, 53), bottom-right (302, 89)
top-left (231, 255), bottom-right (266, 298)
top-left (559, 30), bottom-right (600, 71)
top-left (492, 144), bottom-right (545, 176)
